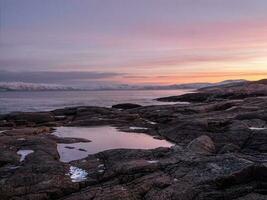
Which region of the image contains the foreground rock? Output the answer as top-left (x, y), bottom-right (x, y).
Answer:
top-left (1, 127), bottom-right (266, 200)
top-left (0, 79), bottom-right (267, 199)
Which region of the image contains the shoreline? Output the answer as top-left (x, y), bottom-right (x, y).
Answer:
top-left (0, 89), bottom-right (191, 115)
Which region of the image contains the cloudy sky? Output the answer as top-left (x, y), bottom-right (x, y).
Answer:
top-left (1, 0), bottom-right (267, 86)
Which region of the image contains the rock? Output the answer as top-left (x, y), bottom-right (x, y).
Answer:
top-left (153, 136), bottom-right (164, 140)
top-left (65, 146), bottom-right (75, 149)
top-left (235, 193), bottom-right (267, 200)
top-left (157, 92), bottom-right (211, 102)
top-left (5, 112), bottom-right (55, 124)
top-left (0, 149), bottom-right (20, 167)
top-left (48, 136), bottom-right (91, 144)
top-left (4, 127), bottom-right (52, 136)
top-left (112, 103), bottom-right (142, 109)
top-left (78, 148), bottom-right (87, 152)
top-left (245, 130), bottom-right (267, 152)
top-left (219, 143), bottom-right (241, 154)
top-left (187, 135), bottom-right (216, 155)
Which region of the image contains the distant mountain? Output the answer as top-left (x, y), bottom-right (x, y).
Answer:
top-left (140, 80), bottom-right (247, 90)
top-left (0, 82), bottom-right (77, 91)
top-left (198, 79), bottom-right (249, 91)
top-left (113, 80), bottom-right (247, 90)
top-left (0, 79), bottom-right (248, 91)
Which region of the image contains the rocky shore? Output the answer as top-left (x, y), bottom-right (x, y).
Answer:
top-left (0, 80), bottom-right (267, 200)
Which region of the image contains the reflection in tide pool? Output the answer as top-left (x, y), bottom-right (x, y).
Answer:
top-left (53, 126), bottom-right (173, 162)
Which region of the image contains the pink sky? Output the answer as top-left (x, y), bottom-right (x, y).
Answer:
top-left (1, 0), bottom-right (267, 86)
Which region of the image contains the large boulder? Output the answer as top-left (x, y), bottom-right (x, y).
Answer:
top-left (187, 135), bottom-right (216, 155)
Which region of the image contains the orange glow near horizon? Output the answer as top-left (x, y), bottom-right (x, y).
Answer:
top-left (117, 72), bottom-right (267, 85)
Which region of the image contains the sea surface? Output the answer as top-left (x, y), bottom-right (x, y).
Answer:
top-left (0, 89), bottom-right (191, 114)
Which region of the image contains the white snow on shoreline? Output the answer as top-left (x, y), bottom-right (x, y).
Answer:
top-left (68, 166), bottom-right (88, 182)
top-left (17, 150), bottom-right (34, 162)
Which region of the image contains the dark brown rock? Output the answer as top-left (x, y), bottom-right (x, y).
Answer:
top-left (112, 103), bottom-right (142, 109)
top-left (219, 143), bottom-right (241, 154)
top-left (187, 135), bottom-right (216, 155)
top-left (5, 112), bottom-right (55, 124)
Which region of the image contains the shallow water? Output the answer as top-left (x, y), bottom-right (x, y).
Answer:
top-left (53, 126), bottom-right (173, 162)
top-left (0, 89), bottom-right (191, 114)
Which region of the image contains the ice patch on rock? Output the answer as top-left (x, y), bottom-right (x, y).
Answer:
top-left (8, 165), bottom-right (20, 170)
top-left (249, 127), bottom-right (267, 130)
top-left (68, 166), bottom-right (88, 182)
top-left (0, 130), bottom-right (7, 133)
top-left (55, 115), bottom-right (66, 120)
top-left (147, 160), bottom-right (159, 164)
top-left (129, 127), bottom-right (148, 130)
top-left (146, 120), bottom-right (157, 125)
top-left (17, 150), bottom-right (34, 162)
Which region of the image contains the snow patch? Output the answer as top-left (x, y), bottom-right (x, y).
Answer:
top-left (17, 150), bottom-right (34, 162)
top-left (120, 186), bottom-right (127, 191)
top-left (8, 166), bottom-right (20, 170)
top-left (249, 127), bottom-right (267, 130)
top-left (146, 160), bottom-right (159, 164)
top-left (146, 120), bottom-right (157, 125)
top-left (129, 127), bottom-right (148, 130)
top-left (98, 164), bottom-right (104, 168)
top-left (55, 116), bottom-right (66, 119)
top-left (68, 166), bottom-right (88, 183)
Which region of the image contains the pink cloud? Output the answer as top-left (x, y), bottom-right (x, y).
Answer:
top-left (129, 18), bottom-right (267, 48)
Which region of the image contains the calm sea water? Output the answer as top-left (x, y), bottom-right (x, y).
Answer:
top-left (0, 89), bottom-right (191, 114)
top-left (54, 126), bottom-right (173, 162)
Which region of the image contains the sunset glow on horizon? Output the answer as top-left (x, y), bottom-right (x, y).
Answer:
top-left (1, 0), bottom-right (267, 86)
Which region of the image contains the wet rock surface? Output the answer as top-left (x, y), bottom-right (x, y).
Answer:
top-left (0, 80), bottom-right (267, 199)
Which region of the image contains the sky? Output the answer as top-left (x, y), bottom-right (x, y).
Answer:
top-left (1, 0), bottom-right (267, 86)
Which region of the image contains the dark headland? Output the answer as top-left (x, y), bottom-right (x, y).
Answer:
top-left (0, 79), bottom-right (267, 200)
